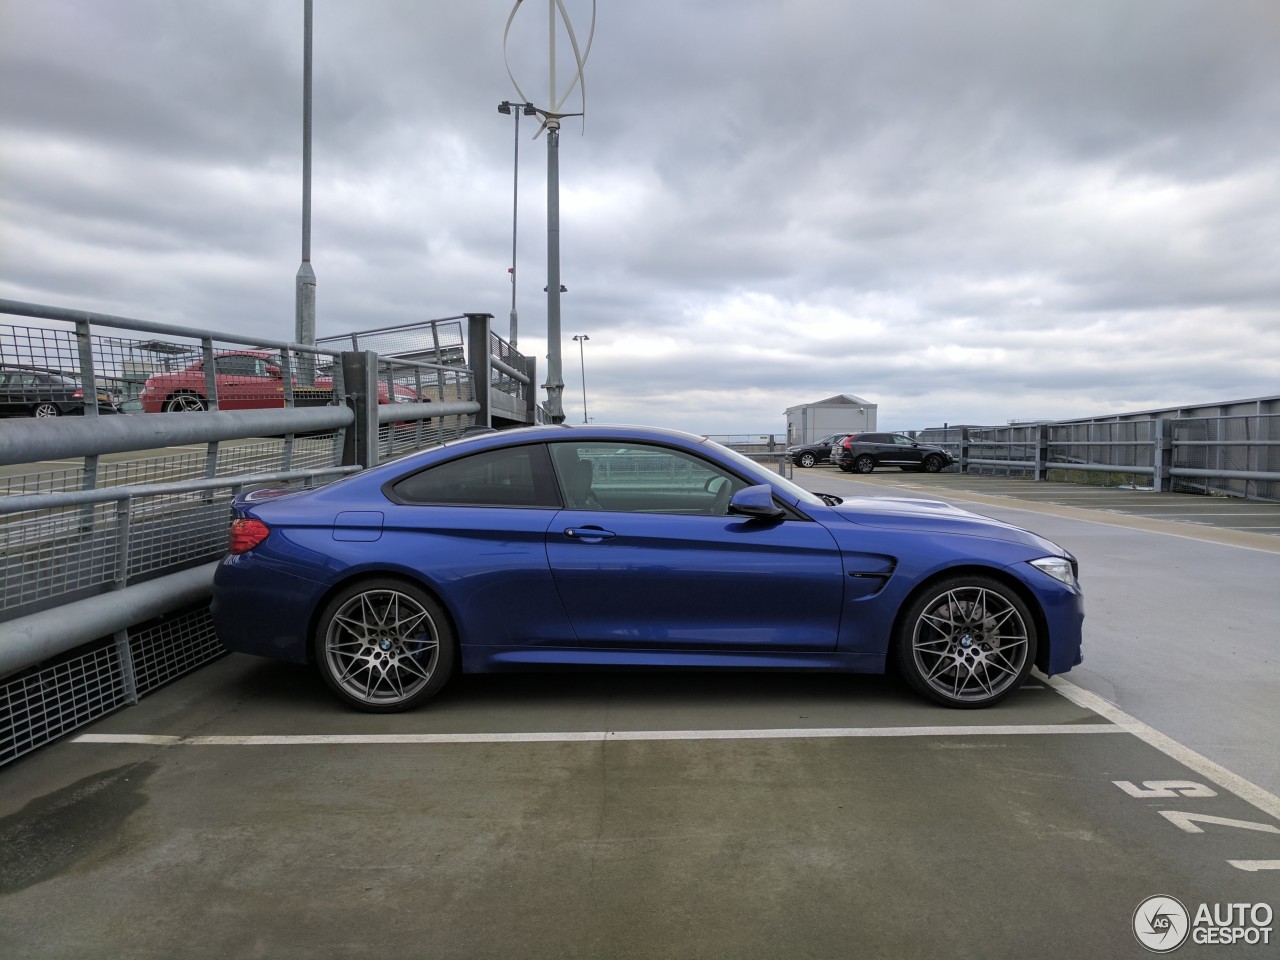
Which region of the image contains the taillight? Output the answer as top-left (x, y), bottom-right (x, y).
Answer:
top-left (842, 437), bottom-right (852, 449)
top-left (228, 518), bottom-right (271, 555)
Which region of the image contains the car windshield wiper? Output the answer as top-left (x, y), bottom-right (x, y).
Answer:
top-left (817, 492), bottom-right (843, 506)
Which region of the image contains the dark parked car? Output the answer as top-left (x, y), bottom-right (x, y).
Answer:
top-left (213, 424), bottom-right (1083, 713)
top-left (786, 434), bottom-right (852, 468)
top-left (0, 364), bottom-right (121, 418)
top-left (831, 432), bottom-right (954, 474)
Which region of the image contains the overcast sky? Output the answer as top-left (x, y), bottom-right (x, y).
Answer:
top-left (2, 1), bottom-right (1278, 434)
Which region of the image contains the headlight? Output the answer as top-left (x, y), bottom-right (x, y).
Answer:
top-left (1029, 556), bottom-right (1076, 585)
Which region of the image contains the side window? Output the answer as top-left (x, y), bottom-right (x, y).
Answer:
top-left (548, 441), bottom-right (748, 516)
top-left (894, 435), bottom-right (915, 446)
top-left (391, 445), bottom-right (559, 508)
top-left (214, 355), bottom-right (257, 377)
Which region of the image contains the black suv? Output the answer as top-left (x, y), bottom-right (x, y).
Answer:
top-left (786, 433), bottom-right (852, 468)
top-left (830, 432), bottom-right (954, 474)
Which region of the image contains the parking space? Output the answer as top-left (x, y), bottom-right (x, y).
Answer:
top-left (2, 471), bottom-right (1278, 958)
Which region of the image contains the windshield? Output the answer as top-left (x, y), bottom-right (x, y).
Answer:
top-left (703, 440), bottom-right (825, 507)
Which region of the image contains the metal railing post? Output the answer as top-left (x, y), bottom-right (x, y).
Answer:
top-left (467, 313), bottom-right (494, 428)
top-left (341, 351), bottom-right (380, 468)
top-left (524, 354), bottom-right (538, 425)
top-left (960, 427), bottom-right (971, 474)
top-left (1154, 418), bottom-right (1173, 492)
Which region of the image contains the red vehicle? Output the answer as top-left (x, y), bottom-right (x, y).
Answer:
top-left (140, 351), bottom-right (418, 412)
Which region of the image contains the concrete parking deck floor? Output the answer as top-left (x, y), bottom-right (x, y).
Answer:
top-left (2, 471), bottom-right (1278, 959)
top-left (825, 469), bottom-right (1280, 541)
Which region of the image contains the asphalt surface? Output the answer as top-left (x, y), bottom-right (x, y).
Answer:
top-left (2, 468), bottom-right (1278, 959)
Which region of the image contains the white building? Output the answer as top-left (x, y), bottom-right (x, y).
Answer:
top-left (785, 395), bottom-right (878, 445)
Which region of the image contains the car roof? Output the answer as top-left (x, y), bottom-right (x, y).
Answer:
top-left (439, 422), bottom-right (714, 451)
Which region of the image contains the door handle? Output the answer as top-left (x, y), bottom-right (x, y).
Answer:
top-left (563, 526), bottom-right (616, 542)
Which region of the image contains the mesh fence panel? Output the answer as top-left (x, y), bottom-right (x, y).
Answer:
top-left (131, 604), bottom-right (225, 696)
top-left (0, 639), bottom-right (126, 765)
top-left (1, 322), bottom-right (341, 414)
top-left (0, 604), bottom-right (224, 766)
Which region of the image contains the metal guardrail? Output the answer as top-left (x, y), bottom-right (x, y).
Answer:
top-left (916, 406), bottom-right (1280, 501)
top-left (0, 300), bottom-right (494, 765)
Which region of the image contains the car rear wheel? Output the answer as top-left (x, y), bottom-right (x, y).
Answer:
top-left (853, 455), bottom-right (875, 473)
top-left (838, 463), bottom-right (853, 473)
top-left (922, 455), bottom-right (944, 473)
top-left (164, 393), bottom-right (207, 413)
top-left (797, 452), bottom-right (816, 468)
top-left (314, 578), bottom-right (456, 712)
top-left (32, 402), bottom-right (61, 418)
top-left (895, 576), bottom-right (1037, 708)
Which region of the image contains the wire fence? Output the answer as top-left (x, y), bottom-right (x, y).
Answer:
top-left (0, 300), bottom-right (506, 765)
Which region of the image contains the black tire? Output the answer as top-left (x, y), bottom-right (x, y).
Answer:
top-left (894, 575), bottom-right (1037, 708)
top-left (32, 402), bottom-right (61, 418)
top-left (164, 393), bottom-right (207, 413)
top-left (797, 452), bottom-right (816, 468)
top-left (838, 463), bottom-right (854, 473)
top-left (313, 577), bottom-right (456, 713)
top-left (853, 455), bottom-right (875, 474)
top-left (922, 455), bottom-right (944, 473)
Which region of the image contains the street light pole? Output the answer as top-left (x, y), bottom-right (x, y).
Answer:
top-left (572, 333), bottom-right (589, 423)
top-left (497, 101), bottom-right (534, 349)
top-left (295, 0), bottom-right (316, 382)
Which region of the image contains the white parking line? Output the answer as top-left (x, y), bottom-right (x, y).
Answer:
top-left (1046, 675), bottom-right (1280, 822)
top-left (74, 724), bottom-right (1124, 747)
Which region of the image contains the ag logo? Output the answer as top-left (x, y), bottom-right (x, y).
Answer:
top-left (1133, 895), bottom-right (1190, 953)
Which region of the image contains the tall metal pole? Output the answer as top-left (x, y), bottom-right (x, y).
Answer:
top-left (295, 0), bottom-right (316, 381)
top-left (499, 101), bottom-right (531, 348)
top-left (544, 119), bottom-right (565, 422)
top-left (573, 334), bottom-right (589, 422)
top-left (501, 0), bottom-right (593, 423)
top-left (509, 106), bottom-right (520, 348)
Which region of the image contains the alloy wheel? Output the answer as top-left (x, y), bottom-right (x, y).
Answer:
top-left (321, 588), bottom-right (441, 708)
top-left (907, 584), bottom-right (1032, 705)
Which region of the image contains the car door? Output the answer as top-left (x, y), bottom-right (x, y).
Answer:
top-left (889, 434), bottom-right (924, 467)
top-left (383, 443), bottom-right (577, 646)
top-left (544, 440), bottom-right (844, 651)
top-left (214, 354), bottom-right (284, 409)
top-left (0, 371), bottom-right (19, 416)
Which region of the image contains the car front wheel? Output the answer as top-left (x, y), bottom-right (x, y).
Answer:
top-left (164, 393), bottom-right (207, 413)
top-left (798, 452), bottom-right (816, 468)
top-left (314, 578), bottom-right (456, 712)
top-left (922, 455), bottom-right (944, 473)
top-left (895, 576), bottom-right (1037, 708)
top-left (853, 455), bottom-right (875, 473)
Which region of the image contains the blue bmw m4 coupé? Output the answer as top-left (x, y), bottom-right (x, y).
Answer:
top-left (212, 424), bottom-right (1083, 712)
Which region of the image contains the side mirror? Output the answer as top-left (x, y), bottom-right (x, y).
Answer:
top-left (266, 365), bottom-right (283, 379)
top-left (727, 484), bottom-right (785, 520)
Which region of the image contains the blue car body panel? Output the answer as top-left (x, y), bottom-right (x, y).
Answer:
top-left (211, 425), bottom-right (1084, 683)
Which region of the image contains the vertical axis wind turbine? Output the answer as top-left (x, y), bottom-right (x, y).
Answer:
top-left (503, 0), bottom-right (596, 423)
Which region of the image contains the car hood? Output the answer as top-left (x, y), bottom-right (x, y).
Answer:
top-left (826, 496), bottom-right (1067, 555)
